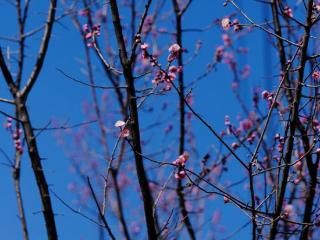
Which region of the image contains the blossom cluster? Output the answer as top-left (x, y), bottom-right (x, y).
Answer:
top-left (139, 41), bottom-right (183, 90)
top-left (82, 23), bottom-right (101, 47)
top-left (5, 117), bottom-right (23, 155)
top-left (221, 17), bottom-right (242, 32)
top-left (223, 114), bottom-right (256, 147)
top-left (167, 43), bottom-right (181, 62)
top-left (114, 120), bottom-right (130, 138)
top-left (261, 90), bottom-right (280, 109)
top-left (173, 152), bottom-right (190, 179)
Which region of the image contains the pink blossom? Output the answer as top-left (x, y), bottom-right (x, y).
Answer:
top-left (232, 19), bottom-right (242, 31)
top-left (163, 83), bottom-right (172, 91)
top-left (169, 65), bottom-right (178, 73)
top-left (240, 65), bottom-right (250, 79)
top-left (247, 132), bottom-right (256, 144)
top-left (234, 128), bottom-right (241, 137)
top-left (277, 143), bottom-right (283, 152)
top-left (149, 56), bottom-right (158, 66)
top-left (14, 131), bottom-right (23, 154)
top-left (293, 177), bottom-right (301, 185)
top-left (312, 71), bottom-right (320, 81)
top-left (144, 15), bottom-right (154, 25)
top-left (85, 32), bottom-right (93, 39)
top-left (223, 52), bottom-right (236, 70)
top-left (223, 196), bottom-right (230, 203)
top-left (82, 24), bottom-right (89, 32)
top-left (283, 204), bottom-right (294, 218)
top-left (299, 116), bottom-right (308, 124)
top-left (5, 117), bottom-right (12, 129)
top-left (167, 54), bottom-right (176, 62)
top-left (167, 43), bottom-right (181, 62)
top-left (168, 65), bottom-right (182, 77)
top-left (115, 120), bottom-right (126, 127)
top-left (224, 115), bottom-right (231, 126)
top-left (261, 90), bottom-right (270, 99)
top-left (231, 142), bottom-right (240, 150)
top-left (120, 128), bottom-right (130, 138)
top-left (92, 24), bottom-right (101, 36)
top-left (221, 17), bottom-right (231, 30)
top-left (186, 94), bottom-right (193, 105)
top-left (222, 34), bottom-right (232, 46)
top-left (84, 24), bottom-right (101, 47)
top-left (167, 73), bottom-right (176, 82)
top-left (175, 170), bottom-right (186, 179)
top-left (141, 51), bottom-right (148, 60)
top-left (173, 151), bottom-right (189, 167)
top-left (240, 118), bottom-right (253, 131)
top-left (215, 46), bottom-right (224, 62)
top-left (152, 70), bottom-right (165, 85)
top-left (284, 6), bottom-right (293, 18)
top-left (134, 34), bottom-right (141, 43)
top-left (168, 43), bottom-right (181, 53)
top-left (140, 43), bottom-right (149, 50)
top-left (294, 161), bottom-right (302, 171)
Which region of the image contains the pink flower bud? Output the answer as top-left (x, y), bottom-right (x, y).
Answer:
top-left (261, 90), bottom-right (269, 99)
top-left (85, 32), bottom-right (93, 39)
top-left (215, 46), bottom-right (224, 62)
top-left (223, 196), bottom-right (230, 203)
top-left (82, 24), bottom-right (89, 32)
top-left (175, 170), bottom-right (186, 179)
top-left (312, 71), bottom-right (320, 81)
top-left (231, 142), bottom-right (239, 150)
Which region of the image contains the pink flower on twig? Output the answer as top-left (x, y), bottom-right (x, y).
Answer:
top-left (221, 17), bottom-right (231, 30)
top-left (167, 43), bottom-right (181, 62)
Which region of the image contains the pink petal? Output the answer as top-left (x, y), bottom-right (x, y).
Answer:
top-left (115, 120), bottom-right (126, 127)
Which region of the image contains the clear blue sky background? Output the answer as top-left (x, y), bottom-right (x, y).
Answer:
top-left (0, 0), bottom-right (274, 239)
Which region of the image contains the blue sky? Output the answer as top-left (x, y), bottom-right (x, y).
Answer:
top-left (0, 0), bottom-right (275, 239)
